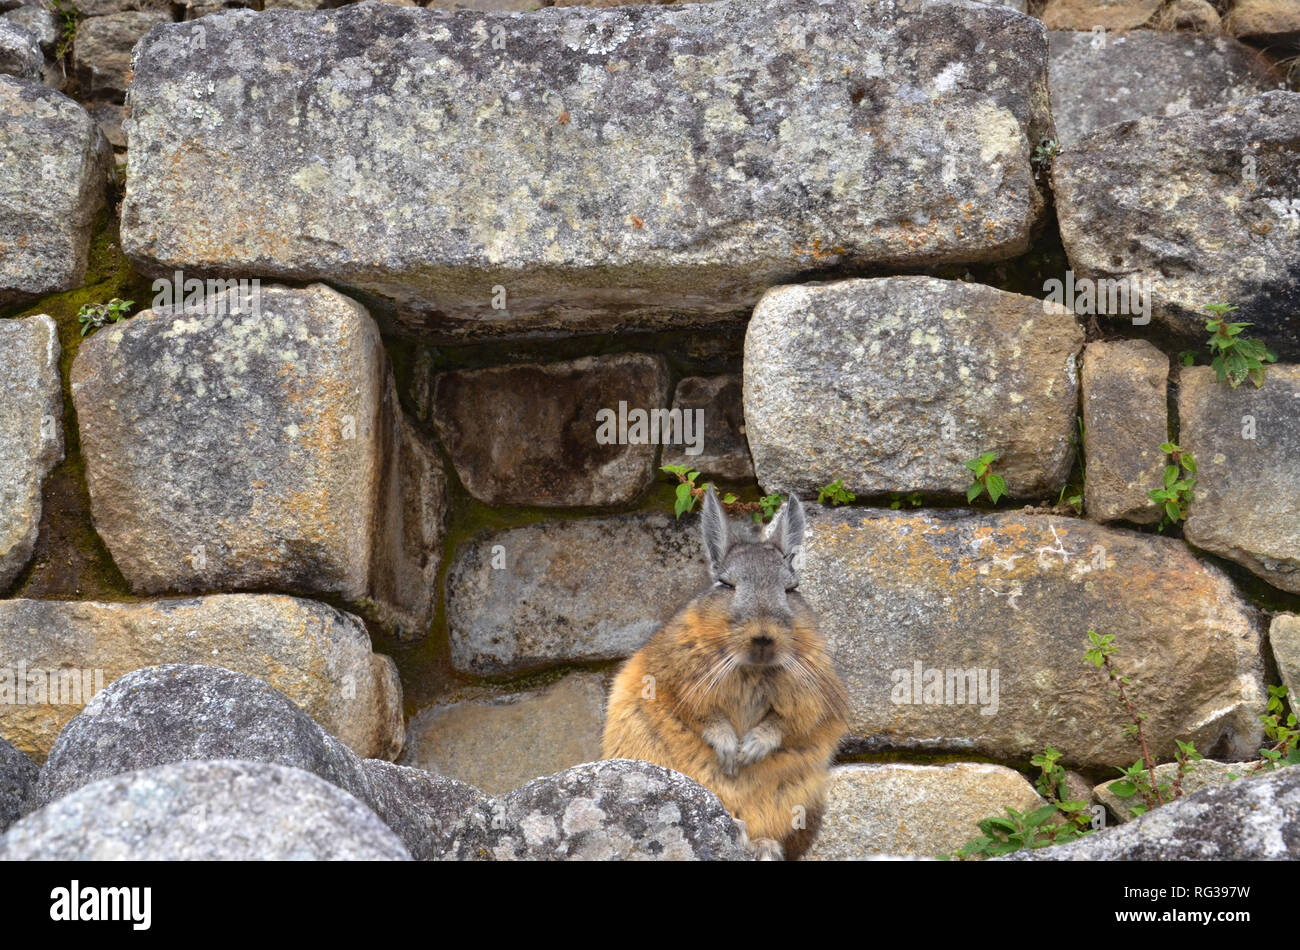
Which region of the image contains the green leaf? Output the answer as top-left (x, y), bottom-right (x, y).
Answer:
top-left (986, 473), bottom-right (1006, 504)
top-left (966, 482), bottom-right (983, 503)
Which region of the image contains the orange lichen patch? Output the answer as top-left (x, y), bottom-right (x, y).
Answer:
top-left (791, 238), bottom-right (847, 261)
top-left (630, 215), bottom-right (644, 229)
top-left (557, 110), bottom-right (570, 124)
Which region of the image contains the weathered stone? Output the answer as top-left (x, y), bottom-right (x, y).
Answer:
top-left (402, 673), bottom-right (607, 795)
top-left (3, 4), bottom-right (58, 53)
top-left (445, 759), bottom-right (751, 860)
top-left (73, 10), bottom-right (167, 100)
top-left (805, 763), bottom-right (1045, 860)
top-left (660, 375), bottom-right (753, 481)
top-left (1004, 765), bottom-right (1300, 859)
top-left (1158, 0), bottom-right (1222, 31)
top-left (3, 761), bottom-right (412, 860)
top-left (1081, 339), bottom-right (1168, 524)
top-left (0, 737), bottom-right (36, 833)
top-left (121, 0), bottom-right (1053, 340)
top-left (430, 354), bottom-right (667, 507)
top-left (360, 760), bottom-right (490, 860)
top-left (70, 283), bottom-right (445, 640)
top-left (1228, 0), bottom-right (1300, 44)
top-left (0, 596), bottom-right (403, 762)
top-left (1048, 31), bottom-right (1272, 146)
top-left (0, 316), bottom-right (62, 595)
top-left (1041, 0), bottom-right (1162, 30)
top-left (32, 664), bottom-right (378, 807)
top-left (0, 76), bottom-right (109, 307)
top-left (744, 278), bottom-right (1082, 500)
top-left (87, 99), bottom-right (124, 148)
top-left (445, 514), bottom-right (704, 675)
top-left (72, 0), bottom-right (172, 14)
top-left (1271, 614), bottom-right (1300, 700)
top-left (1054, 92), bottom-right (1300, 358)
top-left (1180, 365), bottom-right (1300, 594)
top-left (429, 0), bottom-right (543, 9)
top-left (1095, 759), bottom-right (1242, 823)
top-left (800, 508), bottom-right (1266, 768)
top-left (0, 17), bottom-right (40, 80)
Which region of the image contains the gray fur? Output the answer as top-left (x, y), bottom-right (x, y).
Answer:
top-left (700, 489), bottom-right (804, 627)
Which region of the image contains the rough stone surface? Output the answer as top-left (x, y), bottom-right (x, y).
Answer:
top-left (360, 759), bottom-right (490, 860)
top-left (744, 278), bottom-right (1082, 500)
top-left (1180, 365), bottom-right (1300, 594)
top-left (805, 763), bottom-right (1045, 860)
top-left (402, 673), bottom-right (608, 795)
top-left (1005, 765), bottom-right (1300, 859)
top-left (74, 0), bottom-right (174, 15)
top-left (2, 5), bottom-right (57, 54)
top-left (0, 316), bottom-right (63, 594)
top-left (26, 664), bottom-right (485, 858)
top-left (1271, 614), bottom-right (1300, 701)
top-left (0, 596), bottom-right (403, 762)
top-left (0, 17), bottom-right (40, 80)
top-left (0, 737), bottom-right (36, 833)
top-left (1095, 759), bottom-right (1242, 822)
top-left (1081, 339), bottom-right (1168, 524)
top-left (70, 283), bottom-right (445, 640)
top-left (445, 759), bottom-right (751, 860)
top-left (0, 76), bottom-right (109, 307)
top-left (2, 760), bottom-right (412, 860)
top-left (32, 665), bottom-right (376, 808)
top-left (1041, 0), bottom-right (1162, 29)
top-left (121, 0), bottom-right (1053, 340)
top-left (429, 354), bottom-right (667, 507)
top-left (800, 508), bottom-right (1266, 767)
top-left (659, 375), bottom-right (753, 481)
top-left (445, 514), bottom-right (704, 675)
top-left (1054, 92), bottom-right (1300, 359)
top-left (1048, 31), bottom-right (1272, 146)
top-left (73, 10), bottom-right (169, 100)
top-left (1228, 0), bottom-right (1300, 43)
top-left (88, 100), bottom-right (125, 148)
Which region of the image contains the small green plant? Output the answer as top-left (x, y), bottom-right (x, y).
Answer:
top-left (1084, 630), bottom-right (1166, 812)
top-left (816, 479), bottom-right (855, 506)
top-left (943, 747), bottom-right (1093, 859)
top-left (1057, 417), bottom-right (1085, 514)
top-left (1204, 303), bottom-right (1277, 389)
top-left (49, 0), bottom-right (82, 59)
top-left (1031, 137), bottom-right (1060, 177)
top-left (889, 491), bottom-right (923, 510)
top-left (964, 451), bottom-right (1006, 505)
top-left (660, 465), bottom-right (780, 524)
top-left (1254, 685), bottom-right (1300, 772)
top-left (1177, 350), bottom-right (1197, 368)
top-left (77, 298), bottom-right (133, 337)
top-left (1146, 441), bottom-right (1196, 529)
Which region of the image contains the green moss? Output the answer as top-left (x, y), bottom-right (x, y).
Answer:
top-left (2, 210), bottom-right (152, 601)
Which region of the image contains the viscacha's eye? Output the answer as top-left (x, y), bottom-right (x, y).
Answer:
top-left (715, 578), bottom-right (735, 590)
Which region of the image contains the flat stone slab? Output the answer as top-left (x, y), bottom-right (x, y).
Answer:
top-left (429, 354), bottom-right (667, 507)
top-left (70, 282), bottom-right (445, 639)
top-left (0, 315), bottom-right (63, 593)
top-left (0, 595), bottom-right (403, 763)
top-left (445, 513), bottom-right (704, 675)
top-left (805, 763), bottom-right (1045, 860)
top-left (1054, 91), bottom-right (1300, 358)
top-left (1048, 31), bottom-right (1273, 147)
top-left (659, 375), bottom-right (753, 481)
top-left (800, 508), bottom-right (1266, 768)
top-left (1271, 614), bottom-right (1300, 701)
top-left (744, 277), bottom-right (1082, 500)
top-left (0, 76), bottom-right (109, 307)
top-left (1180, 364), bottom-right (1300, 594)
top-left (120, 0), bottom-right (1053, 339)
top-left (401, 672), bottom-right (607, 795)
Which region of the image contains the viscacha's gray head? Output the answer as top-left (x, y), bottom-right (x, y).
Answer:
top-left (699, 486), bottom-right (810, 668)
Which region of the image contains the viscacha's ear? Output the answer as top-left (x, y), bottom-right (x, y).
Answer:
top-left (701, 485), bottom-right (731, 577)
top-left (765, 493), bottom-right (806, 562)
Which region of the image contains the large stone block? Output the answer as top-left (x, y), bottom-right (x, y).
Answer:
top-left (70, 283), bottom-right (445, 639)
top-left (120, 0), bottom-right (1053, 339)
top-left (744, 277), bottom-right (1082, 500)
top-left (800, 509), bottom-right (1266, 768)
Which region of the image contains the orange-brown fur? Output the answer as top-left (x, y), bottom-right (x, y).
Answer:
top-left (602, 594), bottom-right (848, 860)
